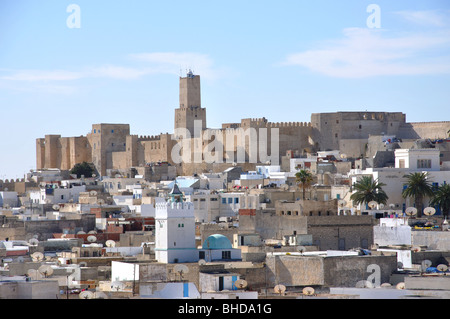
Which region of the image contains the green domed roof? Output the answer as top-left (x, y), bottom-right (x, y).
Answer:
top-left (202, 234), bottom-right (232, 250)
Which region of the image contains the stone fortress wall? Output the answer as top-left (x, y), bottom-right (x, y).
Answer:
top-left (36, 73), bottom-right (450, 177)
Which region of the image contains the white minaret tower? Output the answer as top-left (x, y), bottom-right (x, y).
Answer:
top-left (154, 183), bottom-right (198, 263)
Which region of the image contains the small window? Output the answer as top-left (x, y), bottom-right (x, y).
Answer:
top-left (222, 198), bottom-right (226, 204)
top-left (234, 198), bottom-right (239, 204)
top-left (359, 125), bottom-right (362, 129)
top-left (111, 130), bottom-right (114, 133)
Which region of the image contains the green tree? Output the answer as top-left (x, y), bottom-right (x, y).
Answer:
top-left (430, 183), bottom-right (450, 218)
top-left (402, 172), bottom-right (434, 217)
top-left (70, 161), bottom-right (94, 178)
top-left (295, 169), bottom-right (313, 200)
top-left (350, 175), bottom-right (388, 208)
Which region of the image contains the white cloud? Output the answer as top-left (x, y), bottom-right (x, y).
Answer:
top-left (129, 52), bottom-right (219, 80)
top-left (0, 52), bottom-right (224, 94)
top-left (394, 10), bottom-right (448, 27)
top-left (281, 27), bottom-right (450, 78)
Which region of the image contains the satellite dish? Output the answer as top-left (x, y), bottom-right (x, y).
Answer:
top-left (379, 203), bottom-right (385, 209)
top-left (29, 238), bottom-right (39, 246)
top-left (198, 259), bottom-right (206, 265)
top-left (338, 200), bottom-right (347, 207)
top-left (17, 256), bottom-right (24, 263)
top-left (174, 264), bottom-right (189, 281)
top-left (52, 204), bottom-right (60, 211)
top-left (79, 291), bottom-right (94, 299)
top-left (302, 287), bottom-right (315, 296)
top-left (421, 259), bottom-right (432, 272)
top-left (27, 269), bottom-right (41, 280)
top-left (423, 207), bottom-right (436, 216)
top-left (77, 231), bottom-right (86, 235)
top-left (234, 279), bottom-right (248, 289)
top-left (110, 281), bottom-right (125, 291)
top-left (368, 201), bottom-right (377, 209)
top-left (105, 240), bottom-right (116, 248)
top-left (405, 207), bottom-right (417, 216)
top-left (90, 191), bottom-right (97, 196)
top-left (397, 261), bottom-right (404, 269)
top-left (437, 264), bottom-right (448, 272)
top-left (61, 234), bottom-right (67, 239)
top-left (380, 283), bottom-right (392, 288)
top-left (396, 282), bottom-right (405, 290)
top-left (38, 265), bottom-right (54, 278)
top-left (274, 284), bottom-right (286, 295)
top-left (87, 235), bottom-right (97, 243)
top-left (389, 203), bottom-right (396, 209)
top-left (411, 246), bottom-right (421, 252)
top-left (31, 252), bottom-right (44, 262)
top-left (97, 199), bottom-right (105, 205)
top-left (88, 230), bottom-right (97, 234)
top-left (79, 262), bottom-right (88, 267)
top-left (355, 280), bottom-right (373, 288)
top-left (93, 291), bottom-right (108, 299)
top-left (297, 246), bottom-right (306, 254)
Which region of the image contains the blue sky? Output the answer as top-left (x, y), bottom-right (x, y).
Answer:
top-left (1, 0), bottom-right (450, 179)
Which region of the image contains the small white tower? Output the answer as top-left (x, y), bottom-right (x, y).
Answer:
top-left (155, 183), bottom-right (198, 263)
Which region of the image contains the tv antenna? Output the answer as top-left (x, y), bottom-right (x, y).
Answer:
top-left (274, 284), bottom-right (286, 296)
top-left (297, 246), bottom-right (306, 255)
top-left (234, 279), bottom-right (248, 290)
top-left (174, 264), bottom-right (189, 281)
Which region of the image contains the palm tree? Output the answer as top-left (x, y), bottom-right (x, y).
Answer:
top-left (295, 169), bottom-right (313, 200)
top-left (430, 183), bottom-right (450, 218)
top-left (350, 175), bottom-right (388, 208)
top-left (402, 172), bottom-right (434, 217)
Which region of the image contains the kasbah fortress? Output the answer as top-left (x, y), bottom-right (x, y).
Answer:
top-left (36, 71), bottom-right (450, 178)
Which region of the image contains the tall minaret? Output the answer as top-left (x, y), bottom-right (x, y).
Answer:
top-left (154, 183), bottom-right (198, 263)
top-left (174, 70), bottom-right (206, 137)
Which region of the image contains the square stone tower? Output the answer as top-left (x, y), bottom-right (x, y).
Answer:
top-left (174, 70), bottom-right (206, 137)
